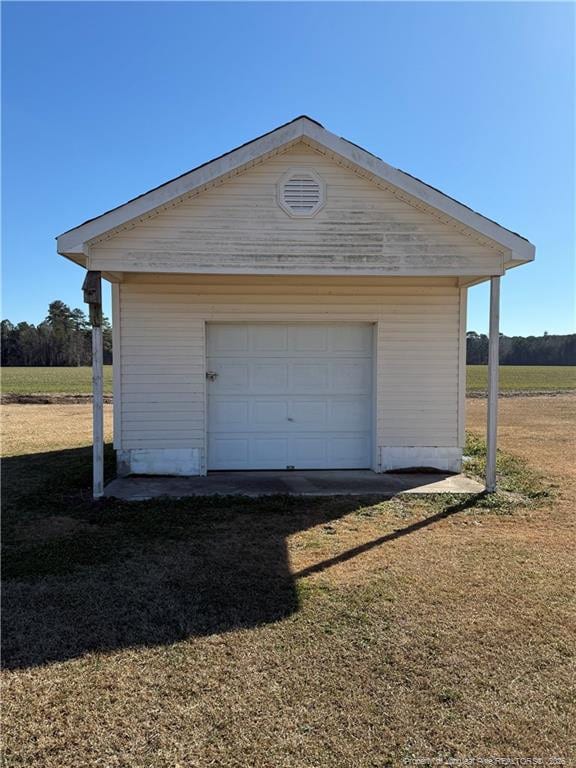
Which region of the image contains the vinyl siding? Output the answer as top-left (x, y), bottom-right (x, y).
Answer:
top-left (90, 143), bottom-right (504, 276)
top-left (118, 276), bottom-right (463, 466)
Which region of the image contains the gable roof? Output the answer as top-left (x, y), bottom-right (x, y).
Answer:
top-left (56, 115), bottom-right (535, 267)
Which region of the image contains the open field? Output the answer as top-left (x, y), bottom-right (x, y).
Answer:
top-left (1, 396), bottom-right (575, 765)
top-left (1, 364), bottom-right (575, 396)
top-left (467, 364), bottom-right (576, 392)
top-left (2, 365), bottom-right (114, 395)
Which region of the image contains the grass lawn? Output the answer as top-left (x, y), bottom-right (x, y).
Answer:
top-left (1, 396), bottom-right (575, 765)
top-left (1, 365), bottom-right (114, 395)
top-left (467, 364), bottom-right (576, 392)
top-left (1, 365), bottom-right (575, 396)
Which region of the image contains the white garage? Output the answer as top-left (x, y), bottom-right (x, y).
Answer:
top-left (56, 116), bottom-right (535, 492)
top-left (207, 323), bottom-right (373, 470)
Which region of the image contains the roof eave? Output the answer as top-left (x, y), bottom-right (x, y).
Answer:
top-left (58, 246), bottom-right (87, 268)
top-left (505, 241), bottom-right (536, 269)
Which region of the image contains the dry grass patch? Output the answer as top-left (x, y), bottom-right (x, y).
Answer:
top-left (1, 403), bottom-right (113, 506)
top-left (2, 399), bottom-right (575, 766)
top-left (1, 403), bottom-right (113, 458)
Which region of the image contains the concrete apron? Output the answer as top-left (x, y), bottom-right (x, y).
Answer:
top-left (104, 470), bottom-right (484, 502)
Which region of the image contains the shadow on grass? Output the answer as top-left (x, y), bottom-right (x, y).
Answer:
top-left (2, 445), bottom-right (483, 671)
top-left (292, 494), bottom-right (487, 579)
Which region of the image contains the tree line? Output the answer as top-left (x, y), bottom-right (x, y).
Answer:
top-left (1, 301), bottom-right (113, 366)
top-left (1, 300), bottom-right (574, 366)
top-left (467, 331), bottom-right (575, 365)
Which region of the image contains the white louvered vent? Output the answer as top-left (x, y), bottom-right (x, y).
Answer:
top-left (277, 169), bottom-right (326, 217)
top-left (283, 174), bottom-right (320, 212)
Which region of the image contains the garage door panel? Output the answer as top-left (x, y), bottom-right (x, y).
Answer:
top-left (291, 400), bottom-right (328, 427)
top-left (329, 436), bottom-right (371, 464)
top-left (332, 362), bottom-right (371, 393)
top-left (332, 324), bottom-right (373, 353)
top-left (291, 437), bottom-right (327, 466)
top-left (210, 325), bottom-right (250, 353)
top-left (290, 363), bottom-right (330, 392)
top-left (330, 399), bottom-right (371, 428)
top-left (212, 398), bottom-right (369, 432)
top-left (207, 323), bottom-right (373, 470)
top-left (209, 437), bottom-right (250, 468)
top-left (209, 400), bottom-right (250, 427)
top-left (214, 363), bottom-right (250, 392)
top-left (291, 325), bottom-right (329, 352)
top-left (253, 400), bottom-right (289, 425)
top-left (209, 433), bottom-right (371, 470)
top-left (252, 438), bottom-right (289, 467)
top-left (252, 363), bottom-right (289, 392)
top-left (253, 326), bottom-right (288, 352)
top-left (207, 324), bottom-right (373, 357)
top-left (210, 361), bottom-right (373, 396)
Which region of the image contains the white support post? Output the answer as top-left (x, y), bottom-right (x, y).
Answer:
top-left (486, 276), bottom-right (500, 493)
top-left (82, 270), bottom-right (104, 499)
top-left (92, 325), bottom-right (104, 498)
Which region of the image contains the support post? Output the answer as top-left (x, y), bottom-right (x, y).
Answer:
top-left (82, 270), bottom-right (104, 499)
top-left (486, 275), bottom-right (500, 492)
top-left (92, 325), bottom-right (104, 498)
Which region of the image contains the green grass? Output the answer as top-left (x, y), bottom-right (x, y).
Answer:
top-left (1, 366), bottom-right (114, 395)
top-left (467, 364), bottom-right (576, 392)
top-left (2, 365), bottom-right (576, 395)
top-left (1, 364), bottom-right (574, 396)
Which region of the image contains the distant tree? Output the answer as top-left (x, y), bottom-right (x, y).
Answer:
top-left (70, 307), bottom-right (90, 366)
top-left (44, 301), bottom-right (75, 365)
top-left (17, 322), bottom-right (41, 366)
top-left (1, 300), bottom-right (113, 366)
top-left (2, 300), bottom-right (574, 367)
top-left (1, 320), bottom-right (20, 365)
top-left (101, 315), bottom-right (113, 365)
top-left (467, 331), bottom-right (576, 365)
top-left (466, 331), bottom-right (489, 364)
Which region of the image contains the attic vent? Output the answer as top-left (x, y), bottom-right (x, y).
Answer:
top-left (277, 169), bottom-right (326, 217)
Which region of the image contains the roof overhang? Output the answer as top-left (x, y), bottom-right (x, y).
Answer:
top-left (57, 116), bottom-right (535, 270)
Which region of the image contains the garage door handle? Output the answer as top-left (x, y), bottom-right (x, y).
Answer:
top-left (206, 371), bottom-right (218, 381)
top-left (287, 417), bottom-right (294, 421)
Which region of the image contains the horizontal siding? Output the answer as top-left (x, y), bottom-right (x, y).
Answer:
top-left (119, 280), bottom-right (205, 452)
top-left (119, 277), bottom-right (461, 456)
top-left (91, 144), bottom-right (503, 276)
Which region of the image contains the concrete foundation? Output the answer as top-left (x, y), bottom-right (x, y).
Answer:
top-left (104, 469), bottom-right (484, 501)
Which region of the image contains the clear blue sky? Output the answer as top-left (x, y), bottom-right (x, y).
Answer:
top-left (2, 1), bottom-right (574, 335)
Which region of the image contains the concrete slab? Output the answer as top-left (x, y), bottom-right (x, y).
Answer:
top-left (104, 470), bottom-right (484, 501)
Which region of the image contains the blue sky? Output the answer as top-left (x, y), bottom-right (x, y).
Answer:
top-left (2, 1), bottom-right (574, 335)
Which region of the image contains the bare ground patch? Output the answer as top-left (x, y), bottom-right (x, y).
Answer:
top-left (3, 390), bottom-right (573, 405)
top-left (1, 393), bottom-right (114, 405)
top-left (467, 388), bottom-right (576, 398)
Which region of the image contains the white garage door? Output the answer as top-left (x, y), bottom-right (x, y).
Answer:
top-left (207, 323), bottom-right (373, 470)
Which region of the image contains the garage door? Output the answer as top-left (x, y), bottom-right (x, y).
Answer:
top-left (207, 323), bottom-right (373, 470)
